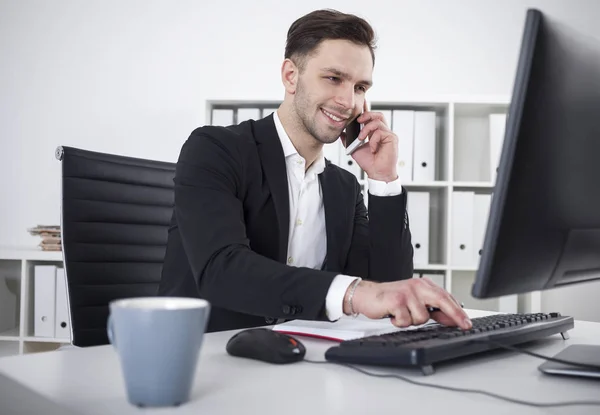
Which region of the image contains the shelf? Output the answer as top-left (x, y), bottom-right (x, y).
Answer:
top-left (452, 182), bottom-right (494, 189)
top-left (414, 264), bottom-right (447, 271)
top-left (403, 181), bottom-right (449, 188)
top-left (372, 101), bottom-right (449, 112)
top-left (22, 341), bottom-right (65, 354)
top-left (0, 341), bottom-right (19, 357)
top-left (451, 266), bottom-right (480, 272)
top-left (23, 336), bottom-right (71, 344)
top-left (453, 102), bottom-right (510, 117)
top-left (0, 327), bottom-right (20, 341)
top-left (0, 246), bottom-right (63, 261)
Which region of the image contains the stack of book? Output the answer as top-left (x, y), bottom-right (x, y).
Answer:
top-left (28, 225), bottom-right (61, 251)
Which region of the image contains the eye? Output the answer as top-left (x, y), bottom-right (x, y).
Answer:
top-left (355, 85), bottom-right (367, 93)
top-left (326, 76), bottom-right (340, 83)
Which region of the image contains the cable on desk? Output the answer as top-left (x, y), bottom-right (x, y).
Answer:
top-left (304, 360), bottom-right (600, 408)
top-left (304, 342), bottom-right (600, 409)
top-left (473, 338), bottom-right (600, 371)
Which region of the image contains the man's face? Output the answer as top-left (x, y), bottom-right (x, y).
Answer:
top-left (292, 39), bottom-right (373, 145)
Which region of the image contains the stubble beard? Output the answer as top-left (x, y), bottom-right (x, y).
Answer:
top-left (293, 79), bottom-right (343, 145)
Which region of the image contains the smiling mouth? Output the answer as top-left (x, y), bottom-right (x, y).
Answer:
top-left (321, 108), bottom-right (349, 124)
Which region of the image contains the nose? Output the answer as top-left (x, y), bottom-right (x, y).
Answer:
top-left (334, 85), bottom-right (355, 113)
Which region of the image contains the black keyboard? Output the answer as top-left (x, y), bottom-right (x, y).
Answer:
top-left (325, 312), bottom-right (574, 375)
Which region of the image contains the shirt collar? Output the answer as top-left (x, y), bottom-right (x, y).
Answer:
top-left (272, 110), bottom-right (326, 175)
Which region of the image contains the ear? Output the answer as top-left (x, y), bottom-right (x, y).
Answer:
top-left (281, 58), bottom-right (299, 95)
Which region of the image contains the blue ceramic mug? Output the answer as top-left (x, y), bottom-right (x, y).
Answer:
top-left (107, 297), bottom-right (210, 407)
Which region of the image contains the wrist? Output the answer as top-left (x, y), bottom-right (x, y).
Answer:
top-left (343, 280), bottom-right (374, 316)
top-left (367, 172), bottom-right (398, 183)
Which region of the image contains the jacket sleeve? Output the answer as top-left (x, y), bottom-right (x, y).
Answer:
top-left (343, 179), bottom-right (414, 282)
top-left (174, 129), bottom-right (338, 320)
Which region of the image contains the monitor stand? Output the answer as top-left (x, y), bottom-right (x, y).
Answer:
top-left (538, 344), bottom-right (600, 379)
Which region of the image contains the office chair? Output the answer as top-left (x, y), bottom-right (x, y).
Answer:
top-left (56, 146), bottom-right (176, 347)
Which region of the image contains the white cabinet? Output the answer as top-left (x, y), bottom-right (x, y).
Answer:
top-left (0, 247), bottom-right (69, 357)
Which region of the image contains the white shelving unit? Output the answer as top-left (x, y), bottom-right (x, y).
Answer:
top-left (209, 97), bottom-right (542, 315)
top-left (0, 246), bottom-right (70, 357)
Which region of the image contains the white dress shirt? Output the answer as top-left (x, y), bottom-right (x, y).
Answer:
top-left (273, 111), bottom-right (403, 320)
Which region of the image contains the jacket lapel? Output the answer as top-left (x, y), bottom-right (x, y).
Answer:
top-left (320, 162), bottom-right (351, 272)
top-left (253, 115), bottom-right (290, 263)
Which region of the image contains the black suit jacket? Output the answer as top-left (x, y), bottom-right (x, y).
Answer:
top-left (158, 114), bottom-right (414, 332)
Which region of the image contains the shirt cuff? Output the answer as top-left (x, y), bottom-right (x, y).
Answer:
top-left (367, 176), bottom-right (403, 196)
top-left (325, 274), bottom-right (360, 321)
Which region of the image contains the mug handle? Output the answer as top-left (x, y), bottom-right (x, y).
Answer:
top-left (107, 314), bottom-right (116, 348)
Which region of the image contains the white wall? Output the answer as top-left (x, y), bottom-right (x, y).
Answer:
top-left (2, 0), bottom-right (600, 318)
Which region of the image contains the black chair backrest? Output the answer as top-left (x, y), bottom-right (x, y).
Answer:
top-left (56, 146), bottom-right (176, 346)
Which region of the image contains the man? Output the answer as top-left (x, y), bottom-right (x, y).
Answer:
top-left (159, 9), bottom-right (471, 332)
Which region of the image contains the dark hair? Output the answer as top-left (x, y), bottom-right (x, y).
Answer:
top-left (285, 9), bottom-right (377, 71)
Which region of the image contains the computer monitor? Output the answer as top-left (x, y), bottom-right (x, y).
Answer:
top-left (472, 8), bottom-right (600, 300)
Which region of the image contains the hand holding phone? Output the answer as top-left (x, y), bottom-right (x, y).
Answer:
top-left (340, 100), bottom-right (399, 183)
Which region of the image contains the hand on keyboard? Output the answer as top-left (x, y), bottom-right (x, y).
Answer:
top-left (344, 277), bottom-right (472, 330)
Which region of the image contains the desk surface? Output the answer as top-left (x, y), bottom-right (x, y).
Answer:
top-left (1, 310), bottom-right (600, 415)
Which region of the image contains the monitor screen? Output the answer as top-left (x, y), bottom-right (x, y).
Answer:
top-left (472, 8), bottom-right (600, 299)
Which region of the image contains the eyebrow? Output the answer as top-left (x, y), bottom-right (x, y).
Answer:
top-left (321, 67), bottom-right (373, 88)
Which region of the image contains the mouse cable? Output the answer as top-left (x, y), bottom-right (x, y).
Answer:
top-left (304, 343), bottom-right (600, 409)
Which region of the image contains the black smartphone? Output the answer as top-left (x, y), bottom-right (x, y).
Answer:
top-left (344, 115), bottom-right (366, 155)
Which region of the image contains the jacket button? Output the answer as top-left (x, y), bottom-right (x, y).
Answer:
top-left (265, 317), bottom-right (276, 324)
top-left (292, 306), bottom-right (303, 314)
top-left (282, 305), bottom-right (291, 315)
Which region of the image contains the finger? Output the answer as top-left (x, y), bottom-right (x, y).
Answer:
top-left (420, 277), bottom-right (461, 306)
top-left (367, 130), bottom-right (389, 154)
top-left (389, 307), bottom-right (412, 327)
top-left (363, 99), bottom-right (370, 113)
top-left (426, 280), bottom-right (464, 309)
top-left (416, 276), bottom-right (450, 298)
top-left (357, 111), bottom-right (387, 125)
top-left (434, 297), bottom-right (471, 329)
top-left (357, 119), bottom-right (388, 142)
top-left (429, 311), bottom-right (459, 327)
top-left (418, 286), bottom-right (471, 329)
top-left (406, 300), bottom-right (430, 326)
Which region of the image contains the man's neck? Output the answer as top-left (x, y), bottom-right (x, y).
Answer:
top-left (277, 105), bottom-right (322, 170)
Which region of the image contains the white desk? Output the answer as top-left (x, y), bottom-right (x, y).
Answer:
top-left (1, 310), bottom-right (599, 415)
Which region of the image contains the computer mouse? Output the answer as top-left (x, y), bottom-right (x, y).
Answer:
top-left (226, 328), bottom-right (306, 364)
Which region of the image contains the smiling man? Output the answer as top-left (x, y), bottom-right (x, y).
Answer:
top-left (159, 9), bottom-right (472, 333)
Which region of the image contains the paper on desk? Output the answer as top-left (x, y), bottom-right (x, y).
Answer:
top-left (272, 315), bottom-right (437, 342)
